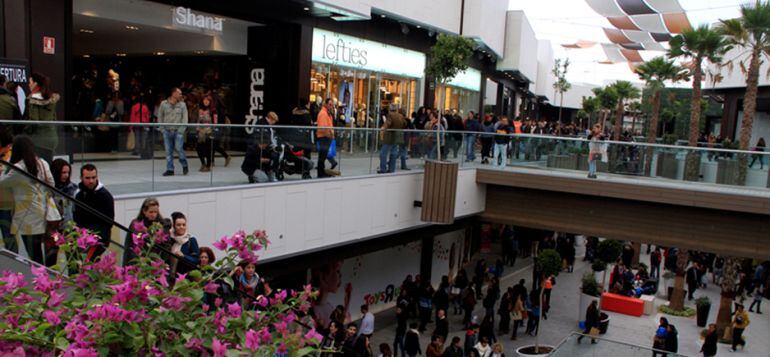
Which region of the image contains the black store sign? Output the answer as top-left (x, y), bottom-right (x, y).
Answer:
top-left (0, 58), bottom-right (29, 84)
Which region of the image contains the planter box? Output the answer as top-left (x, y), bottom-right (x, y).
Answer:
top-left (547, 154), bottom-right (578, 170)
top-left (716, 159), bottom-right (739, 185)
top-left (766, 171), bottom-right (770, 188)
top-left (656, 152), bottom-right (678, 179)
top-left (578, 292), bottom-right (597, 323)
top-left (578, 154), bottom-right (589, 171)
top-left (421, 160), bottom-right (459, 224)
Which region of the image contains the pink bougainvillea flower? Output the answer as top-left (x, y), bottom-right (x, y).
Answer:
top-left (202, 304), bottom-right (210, 313)
top-left (12, 293), bottom-right (34, 305)
top-left (131, 233), bottom-right (146, 254)
top-left (42, 309), bottom-right (62, 326)
top-left (0, 271), bottom-right (26, 294)
top-left (47, 290), bottom-right (65, 308)
top-left (153, 229), bottom-right (169, 244)
top-left (276, 343), bottom-right (288, 355)
top-left (211, 338), bottom-right (228, 357)
top-left (31, 265), bottom-right (58, 293)
top-left (214, 298), bottom-right (223, 307)
top-left (204, 281), bottom-right (219, 294)
top-left (161, 296), bottom-right (192, 311)
top-left (184, 338), bottom-right (203, 351)
top-left (244, 329), bottom-right (260, 351)
top-left (212, 237), bottom-right (227, 251)
top-left (51, 231), bottom-right (66, 246)
top-left (273, 320), bottom-right (288, 333)
top-left (226, 302), bottom-right (241, 318)
top-left (304, 328), bottom-right (323, 344)
top-left (76, 229), bottom-right (100, 250)
top-left (257, 327), bottom-right (272, 344)
top-left (131, 220), bottom-right (147, 232)
top-left (255, 295), bottom-right (269, 308)
top-left (63, 347), bottom-right (98, 357)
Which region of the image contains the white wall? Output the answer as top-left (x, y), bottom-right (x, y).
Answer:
top-left (311, 0), bottom-right (462, 34)
top-left (113, 169), bottom-right (485, 262)
top-left (462, 0), bottom-right (507, 57)
top-left (562, 82), bottom-right (599, 109)
top-left (496, 11), bottom-right (539, 83)
top-left (735, 110), bottom-right (770, 147)
top-left (308, 227), bottom-right (465, 323)
top-left (706, 45), bottom-right (770, 89)
top-left (535, 40), bottom-right (555, 100)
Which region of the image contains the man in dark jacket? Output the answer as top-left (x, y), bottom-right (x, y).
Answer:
top-left (288, 98), bottom-right (314, 160)
top-left (433, 309), bottom-right (449, 342)
top-left (463, 111), bottom-right (479, 162)
top-left (686, 263), bottom-right (699, 300)
top-left (394, 307), bottom-right (408, 357)
top-left (378, 104), bottom-right (407, 173)
top-left (442, 337), bottom-right (463, 357)
top-left (74, 164), bottom-right (115, 259)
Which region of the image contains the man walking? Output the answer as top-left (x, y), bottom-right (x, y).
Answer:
top-left (158, 87), bottom-right (189, 176)
top-left (316, 98), bottom-right (335, 178)
top-left (492, 117), bottom-right (511, 168)
top-left (74, 164), bottom-right (114, 259)
top-left (378, 104), bottom-right (406, 173)
top-left (463, 111), bottom-right (479, 162)
top-left (359, 304), bottom-right (375, 338)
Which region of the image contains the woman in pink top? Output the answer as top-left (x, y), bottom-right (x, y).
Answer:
top-left (129, 94), bottom-right (151, 158)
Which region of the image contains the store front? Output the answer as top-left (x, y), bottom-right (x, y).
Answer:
top-left (434, 68), bottom-right (482, 116)
top-left (310, 28), bottom-right (425, 128)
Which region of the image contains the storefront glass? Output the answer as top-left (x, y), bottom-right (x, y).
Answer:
top-left (433, 68), bottom-right (481, 116)
top-left (310, 29), bottom-right (424, 128)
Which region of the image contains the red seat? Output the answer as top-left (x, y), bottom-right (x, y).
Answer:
top-left (601, 292), bottom-right (644, 317)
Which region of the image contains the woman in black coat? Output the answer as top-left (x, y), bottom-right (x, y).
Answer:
top-left (664, 324), bottom-right (678, 354)
top-left (577, 300), bottom-right (599, 344)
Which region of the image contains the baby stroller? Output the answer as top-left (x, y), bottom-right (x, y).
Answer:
top-left (275, 143), bottom-right (314, 180)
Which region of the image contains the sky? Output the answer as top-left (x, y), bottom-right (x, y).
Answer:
top-left (508, 0), bottom-right (745, 86)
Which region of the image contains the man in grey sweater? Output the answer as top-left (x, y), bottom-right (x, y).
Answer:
top-left (158, 87), bottom-right (189, 176)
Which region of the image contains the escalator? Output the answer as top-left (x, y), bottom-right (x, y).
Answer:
top-left (0, 158), bottom-right (186, 275)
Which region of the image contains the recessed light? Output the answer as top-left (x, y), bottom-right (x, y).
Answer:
top-left (381, 14), bottom-right (386, 18)
top-left (79, 29), bottom-right (94, 34)
top-left (194, 50), bottom-right (205, 54)
top-left (416, 25), bottom-right (421, 29)
top-left (303, 7), bottom-right (310, 11)
top-left (82, 54), bottom-right (90, 58)
top-left (116, 53), bottom-right (126, 57)
top-left (125, 25), bottom-right (139, 31)
top-left (155, 51), bottom-right (165, 56)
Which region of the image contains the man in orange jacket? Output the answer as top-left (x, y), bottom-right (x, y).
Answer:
top-left (316, 98), bottom-right (335, 178)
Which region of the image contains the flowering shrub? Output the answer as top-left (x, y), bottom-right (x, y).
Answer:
top-left (0, 222), bottom-right (320, 356)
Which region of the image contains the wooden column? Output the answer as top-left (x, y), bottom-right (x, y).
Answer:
top-left (420, 160), bottom-right (459, 224)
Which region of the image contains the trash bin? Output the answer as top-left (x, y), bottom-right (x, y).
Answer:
top-left (598, 312), bottom-right (610, 334)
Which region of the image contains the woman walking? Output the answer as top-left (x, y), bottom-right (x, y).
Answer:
top-left (26, 72), bottom-right (59, 163)
top-left (0, 136), bottom-right (60, 264)
top-left (587, 124), bottom-right (605, 179)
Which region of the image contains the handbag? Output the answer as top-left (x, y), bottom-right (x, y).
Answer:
top-left (589, 327), bottom-right (600, 337)
top-left (328, 139), bottom-right (337, 158)
top-left (95, 113), bottom-right (110, 132)
top-left (126, 130), bottom-right (136, 151)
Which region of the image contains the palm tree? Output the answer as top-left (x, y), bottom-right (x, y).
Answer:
top-left (592, 86), bottom-right (618, 130)
top-left (715, 257), bottom-right (740, 339)
top-left (669, 248), bottom-right (690, 311)
top-left (635, 57), bottom-right (689, 175)
top-left (553, 59), bottom-right (572, 122)
top-left (668, 25), bottom-right (729, 181)
top-left (628, 102), bottom-right (642, 135)
top-left (581, 96), bottom-right (600, 129)
top-left (718, 1), bottom-right (770, 185)
top-left (607, 81), bottom-right (640, 141)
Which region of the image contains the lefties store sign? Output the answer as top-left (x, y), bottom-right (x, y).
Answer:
top-left (311, 29), bottom-right (425, 78)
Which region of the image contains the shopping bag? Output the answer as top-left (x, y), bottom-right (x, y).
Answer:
top-left (126, 130), bottom-right (136, 151)
top-left (328, 139), bottom-right (337, 158)
top-left (589, 327), bottom-right (600, 337)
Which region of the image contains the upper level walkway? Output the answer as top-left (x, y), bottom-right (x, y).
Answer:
top-left (2, 121), bottom-right (769, 260)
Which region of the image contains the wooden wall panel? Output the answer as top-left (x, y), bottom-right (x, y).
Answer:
top-left (483, 186), bottom-right (770, 259)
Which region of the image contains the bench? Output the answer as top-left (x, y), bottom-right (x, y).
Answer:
top-left (639, 295), bottom-right (655, 315)
top-left (601, 292), bottom-right (644, 317)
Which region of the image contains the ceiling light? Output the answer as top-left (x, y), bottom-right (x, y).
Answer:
top-left (79, 29), bottom-right (94, 34)
top-left (380, 14), bottom-right (386, 18)
top-left (116, 53), bottom-right (126, 57)
top-left (303, 7), bottom-right (310, 11)
top-left (416, 25), bottom-right (421, 29)
top-left (82, 54), bottom-right (90, 58)
top-left (194, 50), bottom-right (205, 54)
top-left (125, 25), bottom-right (139, 31)
top-left (155, 51), bottom-right (165, 56)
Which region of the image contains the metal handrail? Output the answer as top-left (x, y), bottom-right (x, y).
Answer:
top-left (551, 332), bottom-right (692, 356)
top-left (3, 119), bottom-right (768, 156)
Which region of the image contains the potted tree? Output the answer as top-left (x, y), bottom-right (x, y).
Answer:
top-left (661, 270), bottom-right (676, 300)
top-left (695, 296), bottom-right (711, 327)
top-left (591, 260), bottom-right (607, 288)
top-left (516, 249), bottom-right (562, 356)
top-left (579, 272), bottom-right (601, 324)
top-left (596, 239), bottom-right (623, 291)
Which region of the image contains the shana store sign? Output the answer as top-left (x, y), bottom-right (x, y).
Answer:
top-left (173, 7), bottom-right (223, 33)
top-left (312, 29), bottom-right (425, 78)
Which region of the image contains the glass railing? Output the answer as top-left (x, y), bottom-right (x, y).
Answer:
top-left (550, 332), bottom-right (689, 357)
top-left (0, 120), bottom-right (768, 195)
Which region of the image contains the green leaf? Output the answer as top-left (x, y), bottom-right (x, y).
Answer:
top-left (297, 347), bottom-right (318, 356)
top-left (55, 336), bottom-right (69, 351)
top-left (223, 276), bottom-right (234, 289)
